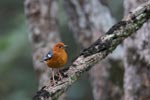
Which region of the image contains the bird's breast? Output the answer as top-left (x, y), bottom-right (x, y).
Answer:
top-left (46, 51), bottom-right (67, 68)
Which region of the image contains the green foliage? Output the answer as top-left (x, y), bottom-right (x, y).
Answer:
top-left (0, 0), bottom-right (23, 34)
top-left (0, 4), bottom-right (37, 99)
top-left (0, 14), bottom-right (27, 73)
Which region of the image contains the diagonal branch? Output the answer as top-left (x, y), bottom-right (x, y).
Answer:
top-left (32, 2), bottom-right (150, 100)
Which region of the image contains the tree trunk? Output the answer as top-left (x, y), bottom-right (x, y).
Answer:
top-left (123, 0), bottom-right (150, 100)
top-left (24, 0), bottom-right (61, 88)
top-left (24, 0), bottom-right (68, 99)
top-left (64, 0), bottom-right (122, 100)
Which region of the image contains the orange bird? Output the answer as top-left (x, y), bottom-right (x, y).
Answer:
top-left (41, 42), bottom-right (68, 84)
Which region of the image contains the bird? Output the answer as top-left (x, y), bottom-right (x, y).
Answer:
top-left (41, 42), bottom-right (68, 85)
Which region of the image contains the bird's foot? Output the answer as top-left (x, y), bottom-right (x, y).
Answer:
top-left (51, 77), bottom-right (57, 86)
top-left (52, 81), bottom-right (56, 86)
top-left (58, 72), bottom-right (63, 81)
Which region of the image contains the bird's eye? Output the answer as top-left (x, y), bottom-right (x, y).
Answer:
top-left (58, 46), bottom-right (62, 48)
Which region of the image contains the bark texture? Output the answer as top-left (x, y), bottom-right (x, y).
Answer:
top-left (64, 0), bottom-right (122, 100)
top-left (31, 2), bottom-right (150, 99)
top-left (123, 0), bottom-right (150, 100)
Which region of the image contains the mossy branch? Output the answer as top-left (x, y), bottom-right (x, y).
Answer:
top-left (32, 1), bottom-right (150, 100)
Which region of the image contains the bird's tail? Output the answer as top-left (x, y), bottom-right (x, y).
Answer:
top-left (40, 57), bottom-right (48, 62)
top-left (40, 59), bottom-right (45, 62)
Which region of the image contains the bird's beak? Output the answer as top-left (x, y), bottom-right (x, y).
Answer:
top-left (64, 45), bottom-right (68, 48)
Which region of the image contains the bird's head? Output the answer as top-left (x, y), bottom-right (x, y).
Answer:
top-left (53, 42), bottom-right (68, 51)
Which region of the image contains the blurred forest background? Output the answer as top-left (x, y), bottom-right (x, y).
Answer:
top-left (1, 0), bottom-right (140, 100)
top-left (0, 0), bottom-right (36, 100)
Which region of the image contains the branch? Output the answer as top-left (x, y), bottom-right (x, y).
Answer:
top-left (32, 1), bottom-right (150, 100)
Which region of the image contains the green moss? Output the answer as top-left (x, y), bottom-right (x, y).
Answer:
top-left (70, 75), bottom-right (77, 81)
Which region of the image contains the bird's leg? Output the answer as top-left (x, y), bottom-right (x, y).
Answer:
top-left (52, 68), bottom-right (56, 85)
top-left (57, 69), bottom-right (63, 80)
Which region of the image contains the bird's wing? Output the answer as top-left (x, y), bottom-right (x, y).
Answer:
top-left (41, 50), bottom-right (53, 62)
